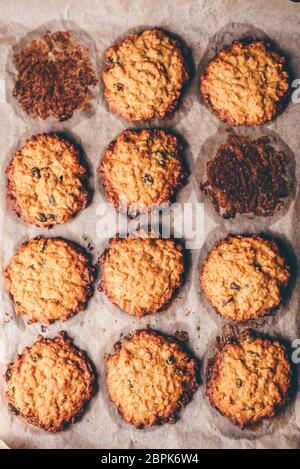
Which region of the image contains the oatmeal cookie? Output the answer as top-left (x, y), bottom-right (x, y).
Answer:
top-left (5, 332), bottom-right (96, 432)
top-left (201, 41), bottom-right (289, 126)
top-left (99, 129), bottom-right (185, 213)
top-left (6, 133), bottom-right (89, 227)
top-left (3, 237), bottom-right (94, 324)
top-left (206, 331), bottom-right (292, 427)
top-left (102, 29), bottom-right (189, 120)
top-left (13, 31), bottom-right (98, 121)
top-left (200, 235), bottom-right (290, 322)
top-left (99, 234), bottom-right (184, 317)
top-left (105, 329), bottom-right (198, 427)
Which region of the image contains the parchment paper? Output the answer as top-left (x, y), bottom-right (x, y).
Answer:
top-left (0, 0), bottom-right (300, 449)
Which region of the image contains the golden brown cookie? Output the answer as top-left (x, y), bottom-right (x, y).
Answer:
top-left (200, 235), bottom-right (290, 322)
top-left (6, 133), bottom-right (89, 227)
top-left (102, 29), bottom-right (189, 120)
top-left (105, 329), bottom-right (198, 427)
top-left (200, 135), bottom-right (290, 219)
top-left (201, 41), bottom-right (289, 126)
top-left (3, 237), bottom-right (94, 324)
top-left (99, 234), bottom-right (184, 317)
top-left (99, 129), bottom-right (185, 213)
top-left (5, 332), bottom-right (96, 432)
top-left (206, 331), bottom-right (292, 428)
top-left (13, 31), bottom-right (98, 121)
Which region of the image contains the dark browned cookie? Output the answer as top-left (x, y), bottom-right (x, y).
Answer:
top-left (201, 41), bottom-right (289, 126)
top-left (102, 29), bottom-right (189, 120)
top-left (99, 129), bottom-right (185, 213)
top-left (13, 31), bottom-right (98, 121)
top-left (105, 329), bottom-right (198, 427)
top-left (206, 331), bottom-right (292, 428)
top-left (6, 133), bottom-right (89, 227)
top-left (200, 134), bottom-right (290, 219)
top-left (6, 332), bottom-right (97, 432)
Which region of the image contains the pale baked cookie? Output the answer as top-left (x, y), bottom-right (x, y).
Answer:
top-left (6, 133), bottom-right (89, 227)
top-left (99, 129), bottom-right (185, 213)
top-left (99, 235), bottom-right (184, 317)
top-left (102, 29), bottom-right (189, 120)
top-left (206, 331), bottom-right (292, 427)
top-left (201, 41), bottom-right (289, 126)
top-left (200, 235), bottom-right (290, 322)
top-left (3, 237), bottom-right (94, 324)
top-left (5, 332), bottom-right (96, 432)
top-left (105, 329), bottom-right (198, 427)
